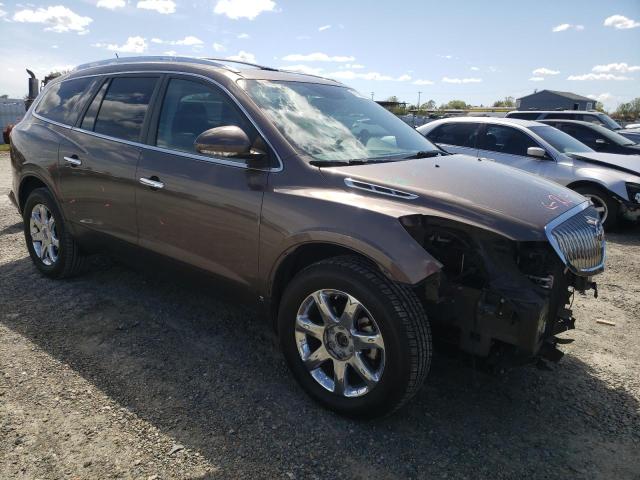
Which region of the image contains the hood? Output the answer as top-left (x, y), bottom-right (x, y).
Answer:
top-left (570, 152), bottom-right (640, 176)
top-left (325, 154), bottom-right (587, 241)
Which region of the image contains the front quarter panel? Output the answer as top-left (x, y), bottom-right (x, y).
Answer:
top-left (259, 180), bottom-right (443, 297)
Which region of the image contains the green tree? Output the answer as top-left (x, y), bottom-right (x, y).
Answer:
top-left (443, 99), bottom-right (468, 110)
top-left (423, 99), bottom-right (436, 110)
top-left (613, 98), bottom-right (640, 121)
top-left (492, 96), bottom-right (515, 108)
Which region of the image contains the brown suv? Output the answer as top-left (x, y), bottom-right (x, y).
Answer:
top-left (8, 57), bottom-right (605, 417)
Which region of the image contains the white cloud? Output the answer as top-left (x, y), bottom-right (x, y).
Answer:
top-left (532, 67), bottom-right (560, 76)
top-left (153, 35), bottom-right (203, 46)
top-left (567, 73), bottom-right (631, 81)
top-left (603, 14), bottom-right (640, 30)
top-left (0, 2), bottom-right (7, 17)
top-left (413, 79), bottom-right (434, 85)
top-left (470, 66), bottom-right (480, 71)
top-left (328, 70), bottom-right (410, 82)
top-left (136, 0), bottom-right (175, 14)
top-left (592, 62), bottom-right (640, 73)
top-left (552, 23), bottom-right (584, 32)
top-left (237, 33), bottom-right (250, 39)
top-left (213, 42), bottom-right (226, 52)
top-left (12, 6), bottom-right (93, 34)
top-left (97, 0), bottom-right (125, 10)
top-left (93, 36), bottom-right (148, 53)
top-left (214, 0), bottom-right (275, 20)
top-left (529, 77), bottom-right (545, 82)
top-left (442, 77), bottom-right (482, 84)
top-left (318, 24), bottom-right (331, 32)
top-left (438, 54), bottom-right (453, 59)
top-left (279, 64), bottom-right (324, 75)
top-left (227, 51), bottom-right (256, 63)
top-left (282, 52), bottom-right (355, 62)
top-left (344, 63), bottom-right (364, 69)
top-left (164, 50), bottom-right (177, 56)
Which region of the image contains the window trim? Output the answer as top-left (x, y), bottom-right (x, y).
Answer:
top-left (31, 69), bottom-right (283, 173)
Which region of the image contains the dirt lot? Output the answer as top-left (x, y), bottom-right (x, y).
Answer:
top-left (1, 151), bottom-right (639, 480)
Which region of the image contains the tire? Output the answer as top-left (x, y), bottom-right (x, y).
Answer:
top-left (23, 187), bottom-right (87, 278)
top-left (573, 185), bottom-right (619, 230)
top-left (278, 255), bottom-right (431, 418)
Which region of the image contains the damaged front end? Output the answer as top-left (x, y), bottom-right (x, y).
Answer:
top-left (401, 203), bottom-right (605, 362)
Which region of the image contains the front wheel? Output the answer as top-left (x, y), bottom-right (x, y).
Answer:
top-left (573, 185), bottom-right (619, 230)
top-left (23, 188), bottom-right (87, 278)
top-left (278, 255), bottom-right (432, 418)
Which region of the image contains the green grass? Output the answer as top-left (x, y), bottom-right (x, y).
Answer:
top-left (0, 144), bottom-right (10, 152)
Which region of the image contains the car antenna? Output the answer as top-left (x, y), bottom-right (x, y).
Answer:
top-left (115, 52), bottom-right (119, 59)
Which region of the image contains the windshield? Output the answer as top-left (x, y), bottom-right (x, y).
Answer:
top-left (242, 80), bottom-right (440, 162)
top-left (594, 124), bottom-right (636, 145)
top-left (597, 113), bottom-right (622, 130)
top-left (530, 126), bottom-right (594, 154)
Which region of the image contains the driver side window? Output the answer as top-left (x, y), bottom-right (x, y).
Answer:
top-left (156, 78), bottom-right (256, 155)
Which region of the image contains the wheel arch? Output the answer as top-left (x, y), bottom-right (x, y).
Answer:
top-left (18, 174), bottom-right (52, 212)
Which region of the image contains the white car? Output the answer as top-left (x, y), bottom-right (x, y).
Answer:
top-left (418, 117), bottom-right (640, 228)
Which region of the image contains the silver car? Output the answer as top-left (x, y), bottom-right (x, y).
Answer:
top-left (418, 117), bottom-right (640, 228)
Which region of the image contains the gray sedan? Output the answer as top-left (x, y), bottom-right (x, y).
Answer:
top-left (418, 117), bottom-right (640, 228)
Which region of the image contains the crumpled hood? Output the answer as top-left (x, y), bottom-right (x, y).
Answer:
top-left (570, 152), bottom-right (640, 176)
top-left (326, 154), bottom-right (587, 241)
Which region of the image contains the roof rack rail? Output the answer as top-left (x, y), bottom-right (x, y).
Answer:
top-left (202, 57), bottom-right (279, 71)
top-left (74, 56), bottom-right (230, 72)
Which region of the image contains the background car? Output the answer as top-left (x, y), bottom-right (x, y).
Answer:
top-left (417, 117), bottom-right (640, 228)
top-left (539, 119), bottom-right (640, 155)
top-left (505, 110), bottom-right (623, 130)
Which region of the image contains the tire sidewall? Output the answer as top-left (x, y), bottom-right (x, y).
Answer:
top-left (574, 186), bottom-right (618, 229)
top-left (23, 188), bottom-right (69, 277)
top-left (278, 262), bottom-right (416, 417)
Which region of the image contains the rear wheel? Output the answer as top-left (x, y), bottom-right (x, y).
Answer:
top-left (573, 185), bottom-right (619, 230)
top-left (23, 188), bottom-right (87, 278)
top-left (278, 255), bottom-right (431, 418)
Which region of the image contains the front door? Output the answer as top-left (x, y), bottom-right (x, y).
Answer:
top-left (476, 124), bottom-right (547, 176)
top-left (58, 75), bottom-right (161, 244)
top-left (135, 76), bottom-right (270, 288)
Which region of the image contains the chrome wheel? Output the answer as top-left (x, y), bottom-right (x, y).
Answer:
top-left (583, 193), bottom-right (608, 224)
top-left (295, 289), bottom-right (385, 398)
top-left (29, 203), bottom-right (59, 266)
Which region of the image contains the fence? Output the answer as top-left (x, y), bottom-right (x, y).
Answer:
top-left (1, 99), bottom-right (26, 144)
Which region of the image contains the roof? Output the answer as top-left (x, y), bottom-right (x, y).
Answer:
top-left (517, 89), bottom-right (593, 102)
top-left (420, 116), bottom-right (544, 128)
top-left (69, 56), bottom-right (343, 86)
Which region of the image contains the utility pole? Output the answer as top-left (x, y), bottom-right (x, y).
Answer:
top-left (371, 92), bottom-right (374, 100)
top-left (417, 91), bottom-right (422, 111)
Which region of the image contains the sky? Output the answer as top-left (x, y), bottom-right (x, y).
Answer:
top-left (0, 0), bottom-right (639, 111)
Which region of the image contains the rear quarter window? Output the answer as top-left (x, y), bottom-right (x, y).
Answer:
top-left (34, 77), bottom-right (96, 126)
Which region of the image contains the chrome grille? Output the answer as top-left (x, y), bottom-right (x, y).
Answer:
top-left (545, 204), bottom-right (606, 276)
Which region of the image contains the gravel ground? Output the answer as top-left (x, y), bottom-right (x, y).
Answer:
top-left (1, 151), bottom-right (639, 480)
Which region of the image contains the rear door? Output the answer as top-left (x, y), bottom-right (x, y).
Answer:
top-left (425, 122), bottom-right (480, 157)
top-left (58, 75), bottom-right (161, 244)
top-left (476, 124), bottom-right (548, 175)
top-left (135, 75), bottom-right (271, 288)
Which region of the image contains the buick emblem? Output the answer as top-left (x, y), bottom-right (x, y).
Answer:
top-left (585, 215), bottom-right (605, 239)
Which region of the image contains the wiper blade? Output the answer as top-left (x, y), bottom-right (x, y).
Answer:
top-left (404, 150), bottom-right (442, 159)
top-left (309, 159), bottom-right (369, 167)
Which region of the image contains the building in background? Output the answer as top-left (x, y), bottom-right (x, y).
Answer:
top-left (516, 90), bottom-right (593, 111)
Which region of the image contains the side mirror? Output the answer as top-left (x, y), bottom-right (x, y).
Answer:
top-left (527, 146), bottom-right (547, 158)
top-left (195, 126), bottom-right (265, 159)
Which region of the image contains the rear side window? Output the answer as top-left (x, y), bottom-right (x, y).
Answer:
top-left (155, 78), bottom-right (256, 155)
top-left (506, 112), bottom-right (540, 120)
top-left (35, 77), bottom-right (95, 125)
top-left (480, 125), bottom-right (539, 156)
top-left (428, 123), bottom-right (479, 148)
top-left (89, 77), bottom-right (158, 142)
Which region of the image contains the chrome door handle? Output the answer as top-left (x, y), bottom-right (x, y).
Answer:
top-left (139, 177), bottom-right (164, 189)
top-left (64, 156), bottom-right (82, 166)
